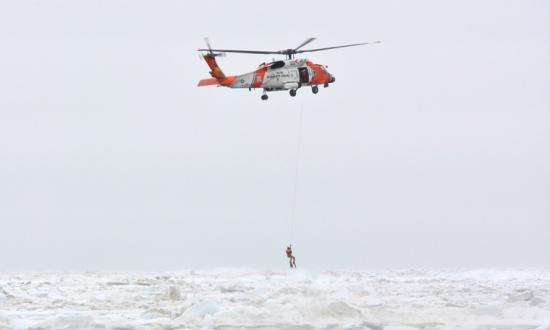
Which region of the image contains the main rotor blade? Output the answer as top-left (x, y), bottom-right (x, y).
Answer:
top-left (197, 48), bottom-right (282, 55)
top-left (296, 41), bottom-right (381, 53)
top-left (294, 37), bottom-right (316, 51)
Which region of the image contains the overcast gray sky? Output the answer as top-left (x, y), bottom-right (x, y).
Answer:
top-left (1, 0), bottom-right (548, 271)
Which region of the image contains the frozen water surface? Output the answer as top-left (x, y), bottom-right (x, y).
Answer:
top-left (0, 269), bottom-right (549, 329)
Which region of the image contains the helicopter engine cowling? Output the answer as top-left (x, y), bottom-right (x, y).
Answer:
top-left (283, 82), bottom-right (300, 90)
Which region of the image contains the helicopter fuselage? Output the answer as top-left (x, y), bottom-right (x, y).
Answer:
top-left (199, 55), bottom-right (334, 92)
top-left (224, 58), bottom-right (335, 91)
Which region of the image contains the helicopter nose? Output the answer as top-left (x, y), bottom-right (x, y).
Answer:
top-left (329, 75), bottom-right (335, 83)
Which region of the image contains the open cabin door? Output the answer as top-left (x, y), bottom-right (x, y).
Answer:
top-left (298, 67), bottom-right (309, 84)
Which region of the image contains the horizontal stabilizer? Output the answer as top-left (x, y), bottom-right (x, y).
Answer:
top-left (197, 78), bottom-right (220, 87)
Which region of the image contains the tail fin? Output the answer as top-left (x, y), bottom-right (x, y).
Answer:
top-left (197, 78), bottom-right (220, 87)
top-left (202, 54), bottom-right (225, 80)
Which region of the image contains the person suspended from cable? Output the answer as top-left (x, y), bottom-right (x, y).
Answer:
top-left (286, 245), bottom-right (296, 268)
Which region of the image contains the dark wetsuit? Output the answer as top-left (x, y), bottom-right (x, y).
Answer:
top-left (286, 247), bottom-right (296, 268)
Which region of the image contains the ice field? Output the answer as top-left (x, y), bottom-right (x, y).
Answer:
top-left (1, 269), bottom-right (549, 330)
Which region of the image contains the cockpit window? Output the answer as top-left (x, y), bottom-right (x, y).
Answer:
top-left (268, 61), bottom-right (285, 69)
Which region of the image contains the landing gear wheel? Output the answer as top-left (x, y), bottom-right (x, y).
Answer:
top-left (261, 94), bottom-right (268, 101)
top-left (312, 86), bottom-right (319, 94)
top-left (289, 89), bottom-right (297, 97)
top-left (324, 83), bottom-right (329, 88)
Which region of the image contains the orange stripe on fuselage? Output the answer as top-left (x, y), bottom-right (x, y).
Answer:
top-left (251, 65), bottom-right (267, 88)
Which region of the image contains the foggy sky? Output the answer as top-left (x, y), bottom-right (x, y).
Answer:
top-left (1, 0), bottom-right (549, 270)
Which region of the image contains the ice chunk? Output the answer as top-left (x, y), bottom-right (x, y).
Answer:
top-left (31, 314), bottom-right (95, 329)
top-left (182, 300), bottom-right (220, 317)
top-left (324, 301), bottom-right (363, 318)
top-left (509, 290), bottom-right (534, 302)
top-left (0, 312), bottom-right (11, 329)
top-left (166, 286), bottom-right (182, 301)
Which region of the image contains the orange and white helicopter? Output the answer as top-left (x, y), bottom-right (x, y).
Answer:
top-left (197, 38), bottom-right (380, 100)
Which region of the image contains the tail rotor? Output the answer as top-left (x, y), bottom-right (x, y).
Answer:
top-left (203, 38), bottom-right (226, 58)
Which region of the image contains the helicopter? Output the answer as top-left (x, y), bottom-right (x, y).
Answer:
top-left (197, 38), bottom-right (381, 100)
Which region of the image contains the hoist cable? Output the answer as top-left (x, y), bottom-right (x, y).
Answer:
top-left (289, 101), bottom-right (304, 244)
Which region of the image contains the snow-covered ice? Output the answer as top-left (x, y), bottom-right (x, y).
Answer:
top-left (0, 269), bottom-right (549, 329)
